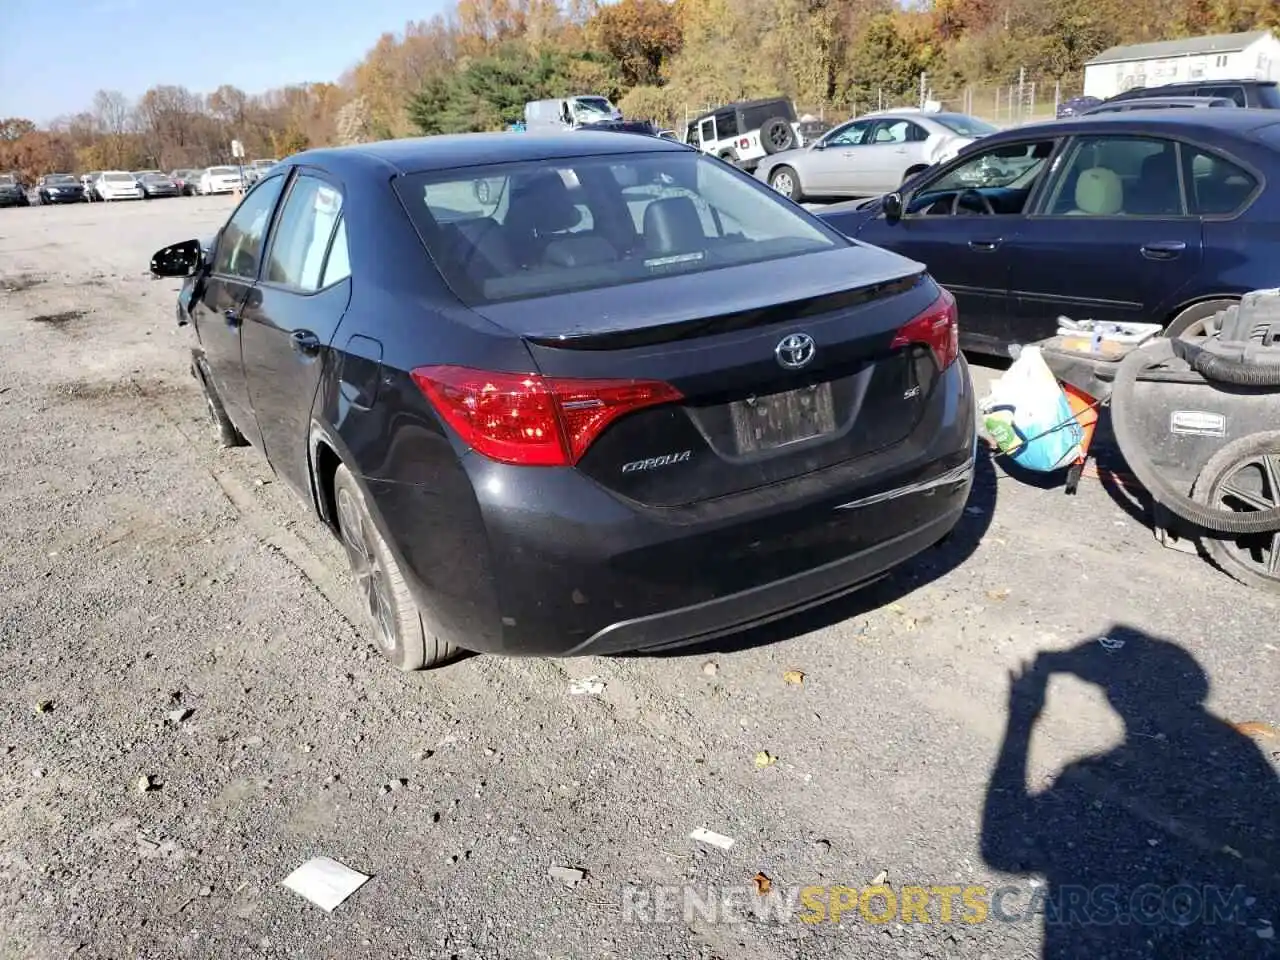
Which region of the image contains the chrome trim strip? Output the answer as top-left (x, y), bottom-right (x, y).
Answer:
top-left (834, 460), bottom-right (974, 512)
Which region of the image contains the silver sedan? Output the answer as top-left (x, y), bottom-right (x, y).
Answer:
top-left (755, 110), bottom-right (999, 201)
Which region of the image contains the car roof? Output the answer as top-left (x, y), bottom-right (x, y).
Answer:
top-left (288, 131), bottom-right (690, 176)
top-left (980, 108), bottom-right (1278, 142)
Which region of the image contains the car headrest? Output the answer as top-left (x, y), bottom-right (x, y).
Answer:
top-left (1074, 167), bottom-right (1123, 215)
top-left (507, 172), bottom-right (581, 236)
top-left (1140, 150), bottom-right (1177, 181)
top-left (643, 196), bottom-right (706, 256)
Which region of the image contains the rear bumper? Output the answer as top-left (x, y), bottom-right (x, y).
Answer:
top-left (372, 358), bottom-right (976, 657)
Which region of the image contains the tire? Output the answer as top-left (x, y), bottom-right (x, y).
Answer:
top-left (193, 357), bottom-right (246, 448)
top-left (1164, 298), bottom-right (1238, 340)
top-left (332, 464), bottom-right (458, 670)
top-left (768, 165), bottom-right (802, 201)
top-left (717, 149), bottom-right (739, 166)
top-left (760, 117), bottom-right (796, 154)
top-left (1192, 431), bottom-right (1280, 593)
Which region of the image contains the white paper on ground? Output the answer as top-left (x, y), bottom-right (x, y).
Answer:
top-left (280, 856), bottom-right (370, 912)
top-left (689, 827), bottom-right (735, 850)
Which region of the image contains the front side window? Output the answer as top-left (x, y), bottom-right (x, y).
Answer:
top-left (397, 152), bottom-right (843, 304)
top-left (911, 139), bottom-right (1056, 217)
top-left (212, 175), bottom-right (286, 279)
top-left (825, 119), bottom-right (873, 147)
top-left (1044, 136), bottom-right (1183, 216)
top-left (265, 175), bottom-right (345, 291)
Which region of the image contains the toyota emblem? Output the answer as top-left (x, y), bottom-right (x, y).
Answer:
top-left (775, 332), bottom-right (816, 370)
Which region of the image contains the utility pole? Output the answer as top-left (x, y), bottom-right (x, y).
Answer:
top-left (919, 72), bottom-right (927, 109)
top-left (1018, 67), bottom-right (1026, 121)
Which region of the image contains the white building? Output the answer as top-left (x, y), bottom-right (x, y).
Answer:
top-left (1082, 30), bottom-right (1280, 100)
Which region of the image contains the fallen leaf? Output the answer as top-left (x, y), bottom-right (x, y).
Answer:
top-left (753, 751), bottom-right (777, 769)
top-left (783, 670), bottom-right (805, 686)
top-left (887, 603), bottom-right (906, 615)
top-left (34, 700), bottom-right (53, 714)
top-left (1233, 720), bottom-right (1277, 740)
top-left (134, 775), bottom-right (155, 794)
top-left (986, 588), bottom-right (1010, 601)
top-left (701, 661), bottom-right (718, 677)
top-left (752, 872), bottom-right (771, 895)
top-left (870, 869), bottom-right (888, 885)
top-left (547, 865), bottom-right (587, 887)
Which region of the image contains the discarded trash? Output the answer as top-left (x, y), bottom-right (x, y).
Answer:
top-left (568, 677), bottom-right (606, 696)
top-left (783, 670), bottom-right (805, 686)
top-left (813, 839), bottom-right (831, 855)
top-left (986, 588), bottom-right (1010, 601)
top-left (752, 872), bottom-right (772, 895)
top-left (547, 865), bottom-right (587, 887)
top-left (887, 603), bottom-right (906, 615)
top-left (701, 661), bottom-right (718, 677)
top-left (167, 708), bottom-right (193, 725)
top-left (1097, 635), bottom-right (1126, 652)
top-left (280, 857), bottom-right (370, 913)
top-left (689, 827), bottom-right (735, 850)
top-left (34, 700), bottom-right (53, 714)
top-left (981, 344), bottom-right (1084, 472)
top-left (870, 869), bottom-right (888, 885)
top-left (134, 775), bottom-right (156, 794)
top-left (753, 751), bottom-right (778, 769)
top-left (1233, 720), bottom-right (1277, 740)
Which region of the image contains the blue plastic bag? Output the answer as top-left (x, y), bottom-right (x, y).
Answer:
top-left (981, 346), bottom-right (1083, 472)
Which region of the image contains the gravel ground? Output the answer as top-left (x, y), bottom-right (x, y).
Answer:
top-left (0, 198), bottom-right (1277, 960)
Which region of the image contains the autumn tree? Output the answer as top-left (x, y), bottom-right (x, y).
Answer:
top-left (589, 0), bottom-right (682, 87)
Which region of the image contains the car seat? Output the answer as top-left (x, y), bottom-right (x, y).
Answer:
top-left (642, 196), bottom-right (707, 257)
top-left (1127, 150), bottom-right (1181, 215)
top-left (1067, 168), bottom-right (1124, 216)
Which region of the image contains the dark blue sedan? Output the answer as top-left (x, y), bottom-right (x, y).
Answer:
top-left (818, 110), bottom-right (1280, 353)
top-left (149, 132), bottom-right (975, 669)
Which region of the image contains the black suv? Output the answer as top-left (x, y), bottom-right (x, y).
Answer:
top-left (1103, 79), bottom-right (1280, 109)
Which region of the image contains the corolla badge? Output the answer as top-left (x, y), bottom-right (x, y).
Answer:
top-left (776, 332), bottom-right (816, 370)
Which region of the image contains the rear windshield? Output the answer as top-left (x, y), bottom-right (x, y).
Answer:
top-left (210, 166), bottom-right (238, 175)
top-left (47, 174), bottom-right (77, 183)
top-left (0, 175), bottom-right (15, 184)
top-left (931, 114), bottom-right (999, 137)
top-left (396, 152), bottom-right (843, 305)
top-left (105, 173), bottom-right (134, 182)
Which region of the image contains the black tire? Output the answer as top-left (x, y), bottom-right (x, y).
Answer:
top-left (193, 357), bottom-right (246, 448)
top-left (332, 464), bottom-right (458, 670)
top-left (1164, 298), bottom-right (1238, 340)
top-left (768, 164), bottom-right (802, 201)
top-left (760, 117), bottom-right (796, 154)
top-left (1193, 431), bottom-right (1280, 593)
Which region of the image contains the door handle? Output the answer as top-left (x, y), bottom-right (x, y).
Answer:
top-left (968, 239), bottom-right (1002, 252)
top-left (1141, 240), bottom-right (1186, 261)
top-left (223, 308), bottom-right (241, 327)
top-left (290, 329), bottom-right (321, 356)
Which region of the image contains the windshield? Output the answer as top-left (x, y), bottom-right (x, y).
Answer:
top-left (931, 114), bottom-right (999, 138)
top-left (210, 166), bottom-right (238, 175)
top-left (105, 173), bottom-right (135, 182)
top-left (47, 174), bottom-right (77, 183)
top-left (253, 160), bottom-right (278, 168)
top-left (397, 151), bottom-right (842, 305)
top-left (572, 97), bottom-right (614, 117)
top-left (144, 173), bottom-right (169, 182)
top-left (0, 175), bottom-right (15, 185)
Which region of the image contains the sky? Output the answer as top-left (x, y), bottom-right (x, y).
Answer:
top-left (0, 0), bottom-right (449, 123)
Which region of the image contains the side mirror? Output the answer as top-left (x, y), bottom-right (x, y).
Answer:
top-left (811, 140), bottom-right (826, 150)
top-left (882, 192), bottom-right (904, 223)
top-left (150, 238), bottom-right (203, 278)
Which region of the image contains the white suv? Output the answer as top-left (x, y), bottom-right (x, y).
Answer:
top-left (684, 98), bottom-right (805, 172)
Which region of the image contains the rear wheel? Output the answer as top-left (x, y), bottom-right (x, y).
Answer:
top-left (769, 165), bottom-right (802, 201)
top-left (1164, 298), bottom-right (1238, 341)
top-left (333, 464), bottom-right (458, 670)
top-left (1193, 431), bottom-right (1280, 593)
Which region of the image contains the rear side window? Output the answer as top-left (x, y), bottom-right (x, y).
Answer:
top-left (264, 175), bottom-right (344, 291)
top-left (1044, 136), bottom-right (1183, 216)
top-left (1181, 146), bottom-right (1257, 215)
top-left (715, 110), bottom-right (740, 138)
top-left (322, 219), bottom-right (351, 286)
top-left (1197, 85), bottom-right (1247, 106)
top-left (397, 152), bottom-right (842, 305)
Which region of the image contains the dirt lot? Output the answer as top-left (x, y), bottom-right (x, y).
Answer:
top-left (0, 198), bottom-right (1277, 960)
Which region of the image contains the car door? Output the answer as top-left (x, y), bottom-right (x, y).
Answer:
top-left (855, 136), bottom-right (1061, 351)
top-left (240, 170), bottom-right (351, 498)
top-left (190, 173), bottom-right (288, 448)
top-left (859, 120), bottom-right (929, 194)
top-left (803, 118), bottom-right (875, 195)
top-left (1003, 133), bottom-right (1204, 343)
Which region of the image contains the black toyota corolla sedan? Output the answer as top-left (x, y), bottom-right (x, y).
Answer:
top-left (150, 133), bottom-right (976, 670)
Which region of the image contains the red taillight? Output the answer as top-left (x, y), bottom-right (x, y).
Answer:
top-left (411, 365), bottom-right (683, 467)
top-left (891, 286), bottom-right (959, 370)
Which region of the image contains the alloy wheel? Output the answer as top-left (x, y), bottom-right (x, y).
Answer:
top-left (1207, 452), bottom-right (1280, 581)
top-left (337, 487), bottom-right (398, 653)
top-left (771, 172), bottom-right (794, 196)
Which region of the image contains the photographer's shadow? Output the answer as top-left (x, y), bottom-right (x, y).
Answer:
top-left (981, 626), bottom-right (1280, 958)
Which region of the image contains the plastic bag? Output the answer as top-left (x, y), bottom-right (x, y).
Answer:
top-left (981, 345), bottom-right (1083, 472)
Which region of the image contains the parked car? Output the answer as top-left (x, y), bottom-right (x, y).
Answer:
top-left (168, 169), bottom-right (200, 195)
top-left (1056, 96), bottom-right (1103, 118)
top-left (0, 173), bottom-right (28, 207)
top-left (756, 110), bottom-right (999, 202)
top-left (1083, 96), bottom-right (1237, 115)
top-left (524, 96), bottom-right (623, 132)
top-left (138, 172), bottom-right (180, 198)
top-left (81, 172), bottom-right (103, 200)
top-left (33, 174), bottom-right (85, 204)
top-left (817, 110), bottom-right (1280, 355)
top-left (148, 132), bottom-right (975, 670)
top-left (198, 166), bottom-right (245, 195)
top-left (684, 98), bottom-right (805, 171)
top-left (94, 171), bottom-right (143, 201)
top-left (1101, 79), bottom-right (1280, 109)
top-left (244, 159), bottom-right (278, 184)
